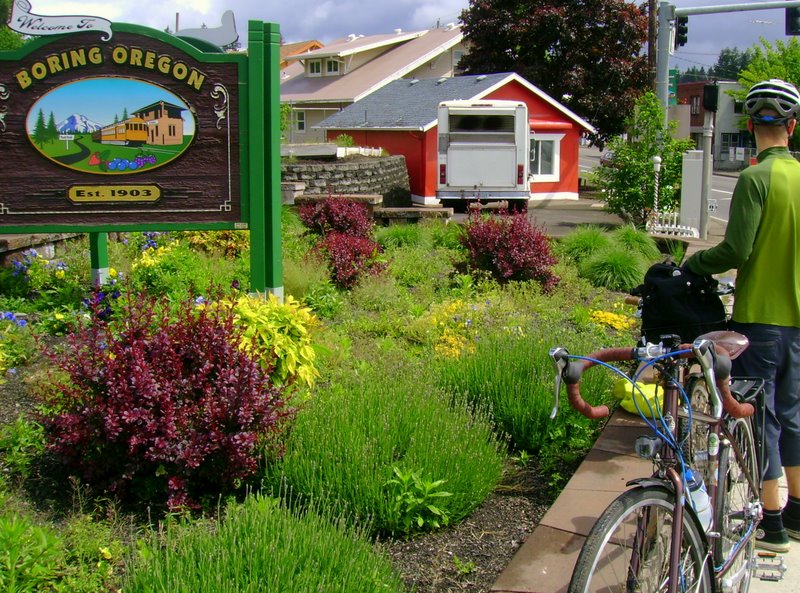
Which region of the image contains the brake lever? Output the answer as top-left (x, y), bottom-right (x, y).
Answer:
top-left (549, 347), bottom-right (569, 419)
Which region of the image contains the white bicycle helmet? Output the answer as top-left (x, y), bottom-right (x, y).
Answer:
top-left (744, 78), bottom-right (800, 125)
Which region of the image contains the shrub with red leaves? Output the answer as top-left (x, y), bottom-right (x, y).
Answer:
top-left (317, 232), bottom-right (385, 289)
top-left (462, 210), bottom-right (560, 291)
top-left (37, 293), bottom-right (293, 511)
top-left (298, 197), bottom-right (374, 238)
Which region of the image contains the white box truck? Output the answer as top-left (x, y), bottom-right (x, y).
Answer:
top-left (437, 100), bottom-right (530, 213)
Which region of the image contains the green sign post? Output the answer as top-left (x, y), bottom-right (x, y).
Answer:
top-left (0, 18), bottom-right (282, 297)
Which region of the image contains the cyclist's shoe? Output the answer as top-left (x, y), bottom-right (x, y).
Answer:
top-left (756, 527), bottom-right (791, 553)
top-left (782, 511), bottom-right (800, 541)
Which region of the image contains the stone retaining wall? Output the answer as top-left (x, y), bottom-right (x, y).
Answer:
top-left (281, 155), bottom-right (411, 206)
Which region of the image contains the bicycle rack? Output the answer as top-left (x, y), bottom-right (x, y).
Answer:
top-left (753, 551), bottom-right (787, 582)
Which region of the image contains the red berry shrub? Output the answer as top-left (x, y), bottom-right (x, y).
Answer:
top-left (462, 210), bottom-right (560, 291)
top-left (317, 232), bottom-right (386, 289)
top-left (298, 197), bottom-right (374, 238)
top-left (37, 294), bottom-right (293, 511)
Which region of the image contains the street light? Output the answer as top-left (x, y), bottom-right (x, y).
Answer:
top-left (650, 155), bottom-right (662, 231)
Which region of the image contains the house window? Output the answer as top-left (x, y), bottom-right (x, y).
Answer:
top-left (308, 60), bottom-right (321, 76)
top-left (529, 133), bottom-right (563, 182)
top-left (296, 111), bottom-right (306, 132)
top-left (452, 49), bottom-right (465, 72)
top-left (733, 100), bottom-right (743, 115)
top-left (326, 59), bottom-right (340, 75)
top-left (690, 95), bottom-right (701, 115)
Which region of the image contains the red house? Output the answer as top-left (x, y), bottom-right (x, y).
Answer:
top-left (318, 72), bottom-right (595, 205)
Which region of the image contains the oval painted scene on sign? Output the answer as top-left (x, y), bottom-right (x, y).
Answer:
top-left (26, 77), bottom-right (195, 175)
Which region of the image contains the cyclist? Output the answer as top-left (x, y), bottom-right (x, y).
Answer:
top-left (684, 78), bottom-right (800, 553)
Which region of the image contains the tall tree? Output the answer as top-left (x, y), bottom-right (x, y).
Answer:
top-left (46, 111), bottom-right (58, 143)
top-left (459, 0), bottom-right (649, 146)
top-left (731, 38), bottom-right (800, 149)
top-left (0, 0), bottom-right (25, 51)
top-left (709, 47), bottom-right (754, 81)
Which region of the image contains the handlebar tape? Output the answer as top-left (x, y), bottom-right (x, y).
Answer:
top-left (562, 345), bottom-right (754, 420)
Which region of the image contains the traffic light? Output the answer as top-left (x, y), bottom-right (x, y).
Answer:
top-left (674, 16), bottom-right (689, 49)
top-left (703, 83), bottom-right (719, 112)
top-left (787, 7), bottom-right (800, 36)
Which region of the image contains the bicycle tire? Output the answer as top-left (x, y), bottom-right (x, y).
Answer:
top-left (569, 487), bottom-right (711, 593)
top-left (714, 417), bottom-right (758, 593)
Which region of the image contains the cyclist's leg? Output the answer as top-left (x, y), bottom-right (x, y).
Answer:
top-left (775, 326), bottom-right (800, 539)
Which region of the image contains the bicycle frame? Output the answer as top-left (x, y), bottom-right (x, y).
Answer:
top-left (551, 333), bottom-right (761, 593)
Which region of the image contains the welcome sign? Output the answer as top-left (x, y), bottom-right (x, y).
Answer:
top-left (1, 8), bottom-right (283, 296)
top-left (1, 14), bottom-right (247, 229)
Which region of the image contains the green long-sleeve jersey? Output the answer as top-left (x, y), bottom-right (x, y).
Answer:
top-left (684, 146), bottom-right (800, 328)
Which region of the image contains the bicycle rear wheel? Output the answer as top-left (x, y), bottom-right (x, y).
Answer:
top-left (714, 417), bottom-right (758, 593)
top-left (569, 487), bottom-right (711, 593)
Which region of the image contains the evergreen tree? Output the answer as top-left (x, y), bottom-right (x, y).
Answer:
top-left (32, 109), bottom-right (47, 148)
top-left (46, 111), bottom-right (58, 144)
top-left (0, 0), bottom-right (25, 51)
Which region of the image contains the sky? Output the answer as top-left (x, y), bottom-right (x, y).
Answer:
top-left (15, 1), bottom-right (800, 76)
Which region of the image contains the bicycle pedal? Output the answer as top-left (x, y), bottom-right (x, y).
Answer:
top-left (754, 553), bottom-right (787, 582)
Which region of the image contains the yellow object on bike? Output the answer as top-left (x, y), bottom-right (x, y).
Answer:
top-left (612, 379), bottom-right (663, 418)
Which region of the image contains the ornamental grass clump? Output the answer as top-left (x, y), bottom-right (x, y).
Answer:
top-left (124, 495), bottom-right (405, 593)
top-left (36, 292), bottom-right (293, 511)
top-left (462, 210), bottom-right (559, 291)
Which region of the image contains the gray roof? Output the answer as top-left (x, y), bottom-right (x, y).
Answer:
top-left (317, 73), bottom-right (513, 131)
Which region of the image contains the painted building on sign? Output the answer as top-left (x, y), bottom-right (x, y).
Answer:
top-left (132, 101), bottom-right (186, 146)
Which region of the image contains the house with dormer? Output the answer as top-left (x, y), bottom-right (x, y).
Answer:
top-left (318, 73), bottom-right (595, 204)
top-left (281, 24), bottom-right (466, 143)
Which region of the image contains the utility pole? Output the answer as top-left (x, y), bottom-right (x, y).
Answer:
top-left (649, 0), bottom-right (658, 89)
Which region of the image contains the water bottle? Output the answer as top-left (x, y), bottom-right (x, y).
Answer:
top-left (685, 468), bottom-right (712, 532)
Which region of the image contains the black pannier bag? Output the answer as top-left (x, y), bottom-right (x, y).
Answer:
top-left (631, 260), bottom-right (727, 344)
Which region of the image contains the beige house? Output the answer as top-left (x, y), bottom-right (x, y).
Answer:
top-left (132, 101), bottom-right (186, 146)
top-left (281, 24), bottom-right (466, 143)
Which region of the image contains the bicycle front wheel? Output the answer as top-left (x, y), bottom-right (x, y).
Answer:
top-left (569, 487), bottom-right (711, 593)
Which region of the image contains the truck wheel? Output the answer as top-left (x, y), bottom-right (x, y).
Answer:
top-left (508, 200), bottom-right (528, 213)
top-left (452, 200), bottom-right (469, 214)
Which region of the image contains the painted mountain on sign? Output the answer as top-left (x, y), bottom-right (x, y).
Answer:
top-left (56, 114), bottom-right (103, 133)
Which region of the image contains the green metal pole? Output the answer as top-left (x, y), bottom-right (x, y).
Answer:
top-left (264, 22), bottom-right (284, 301)
top-left (89, 232), bottom-right (109, 286)
top-left (247, 21), bottom-right (267, 296)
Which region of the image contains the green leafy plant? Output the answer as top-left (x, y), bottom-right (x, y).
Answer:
top-left (453, 553), bottom-right (477, 575)
top-left (385, 466), bottom-right (453, 534)
top-left (0, 416), bottom-right (45, 481)
top-left (334, 133), bottom-right (355, 147)
top-left (0, 508), bottom-right (63, 593)
top-left (593, 91), bottom-right (695, 227)
top-left (226, 293), bottom-right (320, 387)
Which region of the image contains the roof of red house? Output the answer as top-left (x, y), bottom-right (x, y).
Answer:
top-left (280, 25), bottom-right (464, 104)
top-left (318, 72), bottom-right (595, 133)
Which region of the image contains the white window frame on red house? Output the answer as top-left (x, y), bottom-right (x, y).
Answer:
top-left (529, 133), bottom-right (563, 183)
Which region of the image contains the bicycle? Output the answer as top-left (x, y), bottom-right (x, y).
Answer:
top-left (549, 331), bottom-right (785, 593)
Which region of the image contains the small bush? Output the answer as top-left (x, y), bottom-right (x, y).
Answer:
top-left (611, 225), bottom-right (661, 261)
top-left (579, 247), bottom-right (648, 292)
top-left (124, 495), bottom-right (405, 593)
top-left (0, 508), bottom-right (63, 592)
top-left (317, 232), bottom-right (385, 289)
top-left (298, 197), bottom-right (374, 238)
top-left (0, 416), bottom-right (45, 481)
top-left (0, 249), bottom-right (84, 309)
top-left (556, 225), bottom-right (615, 263)
top-left (181, 230), bottom-right (250, 259)
top-left (37, 293), bottom-right (293, 511)
top-left (462, 211), bottom-right (559, 290)
top-left (334, 133), bottom-right (356, 147)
